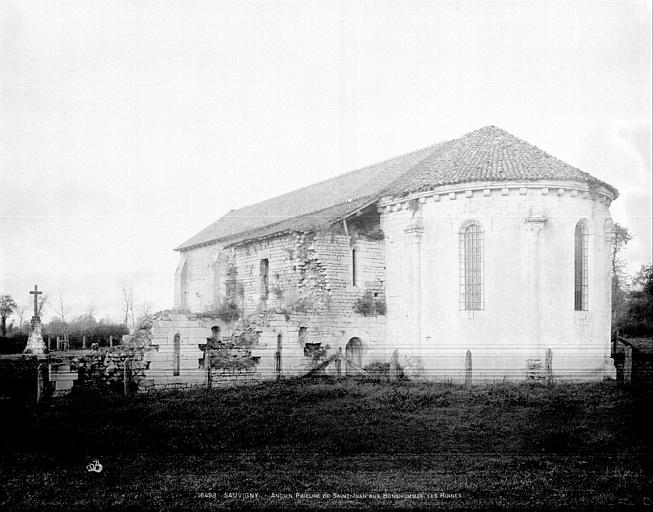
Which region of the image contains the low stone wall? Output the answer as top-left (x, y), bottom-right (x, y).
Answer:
top-left (71, 349), bottom-right (147, 393)
top-left (138, 369), bottom-right (262, 393)
top-left (52, 319), bottom-right (154, 394)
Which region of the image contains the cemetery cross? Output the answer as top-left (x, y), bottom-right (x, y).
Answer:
top-left (30, 285), bottom-right (42, 319)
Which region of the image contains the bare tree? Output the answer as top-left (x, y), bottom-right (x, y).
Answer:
top-left (16, 303), bottom-right (26, 331)
top-left (87, 303), bottom-right (96, 321)
top-left (139, 302), bottom-right (152, 317)
top-left (59, 295), bottom-right (69, 341)
top-left (36, 293), bottom-right (48, 318)
top-left (120, 282), bottom-right (135, 328)
top-left (135, 302), bottom-right (152, 325)
top-left (611, 223), bottom-right (634, 334)
top-left (0, 294), bottom-right (17, 336)
top-left (612, 223), bottom-right (633, 283)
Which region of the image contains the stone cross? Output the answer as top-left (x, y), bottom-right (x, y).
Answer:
top-left (29, 285), bottom-right (42, 318)
top-left (23, 285), bottom-right (47, 356)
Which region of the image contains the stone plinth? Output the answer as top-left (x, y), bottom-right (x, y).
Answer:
top-left (23, 317), bottom-right (48, 356)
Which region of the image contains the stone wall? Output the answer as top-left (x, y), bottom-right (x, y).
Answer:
top-left (222, 229), bottom-right (387, 374)
top-left (173, 223), bottom-right (388, 378)
top-left (175, 243), bottom-right (224, 312)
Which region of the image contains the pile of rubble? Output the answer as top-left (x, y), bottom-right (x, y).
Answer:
top-left (72, 316), bottom-right (154, 393)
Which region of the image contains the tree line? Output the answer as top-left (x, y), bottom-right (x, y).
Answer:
top-left (0, 291), bottom-right (132, 351)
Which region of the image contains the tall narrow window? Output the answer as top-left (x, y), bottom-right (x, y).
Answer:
top-left (260, 258), bottom-right (269, 300)
top-left (574, 222), bottom-right (589, 311)
top-left (351, 249), bottom-right (357, 286)
top-left (298, 326), bottom-right (307, 345)
top-left (459, 221), bottom-right (483, 310)
top-left (275, 334), bottom-right (282, 377)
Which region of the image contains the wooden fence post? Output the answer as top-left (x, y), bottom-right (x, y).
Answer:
top-left (36, 363), bottom-right (46, 404)
top-left (82, 336), bottom-right (87, 349)
top-left (123, 359), bottom-right (129, 397)
top-left (624, 345), bottom-right (633, 384)
top-left (205, 347), bottom-right (212, 390)
top-left (390, 349), bottom-right (399, 381)
top-left (545, 349), bottom-right (553, 385)
top-left (109, 335), bottom-right (113, 348)
top-left (465, 350), bottom-right (472, 387)
top-left (336, 348), bottom-right (342, 378)
top-left (56, 336), bottom-right (61, 351)
top-left (47, 336), bottom-right (52, 351)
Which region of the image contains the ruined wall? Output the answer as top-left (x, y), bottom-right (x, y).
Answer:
top-left (214, 228), bottom-right (387, 375)
top-left (174, 243), bottom-right (224, 312)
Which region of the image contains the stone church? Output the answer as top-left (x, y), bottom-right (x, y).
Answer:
top-left (146, 126), bottom-right (618, 386)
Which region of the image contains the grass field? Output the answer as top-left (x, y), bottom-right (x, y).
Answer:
top-left (1, 378), bottom-right (651, 510)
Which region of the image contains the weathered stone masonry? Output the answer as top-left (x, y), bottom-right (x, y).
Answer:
top-left (159, 220), bottom-right (388, 387)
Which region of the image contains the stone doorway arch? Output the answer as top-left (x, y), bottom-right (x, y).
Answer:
top-left (345, 337), bottom-right (363, 375)
top-left (210, 325), bottom-right (221, 341)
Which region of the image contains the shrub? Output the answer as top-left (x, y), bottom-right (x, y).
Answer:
top-left (353, 291), bottom-right (386, 316)
top-left (197, 300), bottom-right (242, 323)
top-left (364, 361), bottom-right (404, 379)
top-left (364, 228), bottom-right (385, 241)
top-left (271, 285), bottom-right (284, 299)
top-left (274, 289), bottom-right (315, 320)
top-left (304, 343), bottom-right (328, 361)
top-left (349, 227), bottom-right (385, 242)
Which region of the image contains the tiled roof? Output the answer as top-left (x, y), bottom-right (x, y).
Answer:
top-left (176, 126), bottom-right (617, 251)
top-left (175, 143), bottom-right (438, 250)
top-left (386, 125), bottom-right (618, 197)
top-left (222, 197), bottom-right (376, 248)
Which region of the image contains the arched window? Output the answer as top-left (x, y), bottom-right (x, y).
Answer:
top-left (460, 221), bottom-right (483, 310)
top-left (574, 221), bottom-right (589, 311)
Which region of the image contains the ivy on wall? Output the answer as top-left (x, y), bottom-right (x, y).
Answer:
top-left (353, 290), bottom-right (386, 316)
top-left (197, 299), bottom-right (242, 323)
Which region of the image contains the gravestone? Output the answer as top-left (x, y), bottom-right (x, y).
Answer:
top-left (23, 285), bottom-right (47, 356)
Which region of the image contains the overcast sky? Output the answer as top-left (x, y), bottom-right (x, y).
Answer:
top-left (1, 0), bottom-right (651, 322)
